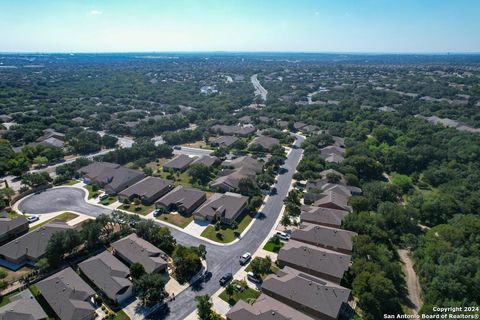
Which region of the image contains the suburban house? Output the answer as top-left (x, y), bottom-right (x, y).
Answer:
top-left (209, 166), bottom-right (256, 192)
top-left (248, 136), bottom-right (280, 150)
top-left (155, 186), bottom-right (206, 214)
top-left (261, 267), bottom-right (351, 320)
top-left (0, 216), bottom-right (28, 244)
top-left (293, 122), bottom-right (307, 131)
top-left (111, 233), bottom-right (168, 274)
top-left (36, 267), bottom-right (96, 320)
top-left (210, 156), bottom-right (263, 192)
top-left (277, 240), bottom-right (351, 284)
top-left (238, 115), bottom-right (252, 124)
top-left (0, 289), bottom-right (47, 320)
top-left (210, 135), bottom-right (238, 148)
top-left (221, 156), bottom-right (263, 173)
top-left (211, 124), bottom-right (256, 136)
top-left (162, 154), bottom-right (194, 172)
top-left (78, 251), bottom-right (133, 305)
top-left (36, 128), bottom-right (65, 149)
top-left (78, 162), bottom-right (146, 195)
top-left (320, 146), bottom-right (346, 164)
top-left (0, 220), bottom-right (71, 270)
top-left (300, 205), bottom-right (349, 228)
top-left (193, 192), bottom-right (248, 225)
top-left (291, 223), bottom-right (357, 254)
top-left (312, 190), bottom-right (352, 212)
top-left (117, 177), bottom-right (173, 204)
top-left (226, 293), bottom-right (315, 320)
top-left (191, 155), bottom-right (218, 168)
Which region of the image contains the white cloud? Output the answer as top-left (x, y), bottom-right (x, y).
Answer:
top-left (315, 11), bottom-right (320, 16)
top-left (89, 10), bottom-right (102, 16)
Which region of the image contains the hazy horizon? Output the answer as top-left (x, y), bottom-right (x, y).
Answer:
top-left (1, 0), bottom-right (480, 53)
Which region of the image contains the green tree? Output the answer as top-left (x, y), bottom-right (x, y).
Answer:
top-left (130, 263), bottom-right (146, 280)
top-left (188, 163), bottom-right (211, 185)
top-left (195, 295), bottom-right (213, 320)
top-left (133, 273), bottom-right (167, 306)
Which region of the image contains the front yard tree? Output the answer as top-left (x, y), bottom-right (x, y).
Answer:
top-left (133, 273), bottom-right (167, 306)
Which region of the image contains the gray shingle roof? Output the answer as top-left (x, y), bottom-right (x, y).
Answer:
top-left (261, 266), bottom-right (350, 320)
top-left (78, 251), bottom-right (132, 301)
top-left (291, 223), bottom-right (357, 254)
top-left (163, 154), bottom-right (194, 171)
top-left (0, 220), bottom-right (71, 262)
top-left (118, 177), bottom-right (173, 199)
top-left (312, 190), bottom-right (351, 211)
top-left (248, 136), bottom-right (280, 150)
top-left (226, 293), bottom-right (315, 320)
top-left (278, 240), bottom-right (351, 282)
top-left (194, 192), bottom-right (248, 221)
top-left (0, 216), bottom-right (28, 239)
top-left (0, 289), bottom-right (47, 320)
top-left (36, 267), bottom-right (95, 320)
top-left (191, 155), bottom-right (218, 167)
top-left (111, 233), bottom-right (167, 273)
top-left (300, 205), bottom-right (349, 227)
top-left (156, 186), bottom-right (206, 212)
top-left (211, 135), bottom-right (238, 147)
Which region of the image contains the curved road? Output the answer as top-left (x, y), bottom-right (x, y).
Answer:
top-left (18, 187), bottom-right (112, 216)
top-left (16, 134), bottom-right (304, 320)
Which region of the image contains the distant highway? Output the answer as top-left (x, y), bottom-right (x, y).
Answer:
top-left (251, 74), bottom-right (268, 101)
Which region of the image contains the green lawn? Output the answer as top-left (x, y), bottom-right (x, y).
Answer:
top-left (0, 292), bottom-right (14, 307)
top-left (83, 184), bottom-right (99, 199)
top-left (157, 213), bottom-right (193, 228)
top-left (100, 196), bottom-right (117, 206)
top-left (119, 203), bottom-right (155, 216)
top-left (114, 310), bottom-right (130, 320)
top-left (4, 211), bottom-right (20, 219)
top-left (64, 179), bottom-right (79, 186)
top-left (155, 170), bottom-right (193, 188)
top-left (201, 212), bottom-right (254, 243)
top-left (30, 212), bottom-right (79, 231)
top-left (219, 280), bottom-right (260, 305)
top-left (263, 239), bottom-right (284, 252)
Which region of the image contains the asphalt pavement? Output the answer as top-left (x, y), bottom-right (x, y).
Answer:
top-left (17, 187), bottom-right (112, 216)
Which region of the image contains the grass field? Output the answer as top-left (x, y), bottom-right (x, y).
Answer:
top-left (219, 280), bottom-right (260, 305)
top-left (263, 239), bottom-right (284, 252)
top-left (100, 195), bottom-right (117, 206)
top-left (83, 184), bottom-right (99, 199)
top-left (119, 203), bottom-right (155, 216)
top-left (157, 213), bottom-right (193, 228)
top-left (155, 169), bottom-right (193, 188)
top-left (30, 212), bottom-right (79, 231)
top-left (201, 212), bottom-right (254, 243)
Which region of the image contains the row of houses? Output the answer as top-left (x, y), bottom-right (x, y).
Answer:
top-left (226, 170), bottom-right (358, 320)
top-left (209, 156), bottom-right (264, 192)
top-left (4, 232), bottom-right (169, 320)
top-left (78, 162), bottom-right (249, 225)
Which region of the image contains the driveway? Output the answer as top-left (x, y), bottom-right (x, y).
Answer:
top-left (17, 187), bottom-right (112, 217)
top-left (150, 133), bottom-right (304, 319)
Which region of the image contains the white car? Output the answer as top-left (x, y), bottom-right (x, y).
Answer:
top-left (239, 252), bottom-right (252, 265)
top-left (27, 215), bottom-right (40, 223)
top-left (247, 272), bottom-right (262, 284)
top-left (276, 231), bottom-right (290, 241)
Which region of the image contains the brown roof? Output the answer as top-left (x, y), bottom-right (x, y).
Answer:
top-left (261, 266), bottom-right (350, 320)
top-left (227, 293), bottom-right (315, 320)
top-left (300, 205), bottom-right (349, 227)
top-left (111, 233), bottom-right (167, 273)
top-left (36, 267), bottom-right (95, 320)
top-left (291, 223), bottom-right (357, 253)
top-left (118, 176), bottom-right (173, 199)
top-left (156, 186), bottom-right (206, 212)
top-left (278, 240), bottom-right (351, 282)
top-left (194, 192), bottom-right (248, 221)
top-left (248, 136), bottom-right (280, 149)
top-left (163, 154), bottom-right (194, 170)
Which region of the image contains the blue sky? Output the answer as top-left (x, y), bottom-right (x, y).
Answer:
top-left (0, 0), bottom-right (479, 53)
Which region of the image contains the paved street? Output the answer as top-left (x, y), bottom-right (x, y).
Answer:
top-left (17, 187), bottom-right (112, 216)
top-left (173, 146), bottom-right (214, 157)
top-left (152, 134), bottom-right (304, 319)
top-left (15, 134), bottom-right (304, 320)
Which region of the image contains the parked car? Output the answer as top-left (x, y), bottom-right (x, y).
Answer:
top-left (27, 215), bottom-right (40, 223)
top-left (239, 252), bottom-right (252, 265)
top-left (246, 272), bottom-right (262, 284)
top-left (275, 231), bottom-right (290, 241)
top-left (153, 209), bottom-right (162, 217)
top-left (99, 194), bottom-right (109, 201)
top-left (173, 145), bottom-right (181, 150)
top-left (219, 273), bottom-right (233, 286)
